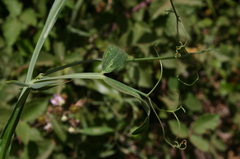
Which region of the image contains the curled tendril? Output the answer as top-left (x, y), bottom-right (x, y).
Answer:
top-left (147, 42), bottom-right (163, 96)
top-left (175, 41), bottom-right (201, 86)
top-left (177, 72), bottom-right (199, 86)
top-left (174, 41), bottom-right (186, 58)
top-left (169, 0), bottom-right (200, 86)
top-left (149, 88), bottom-right (187, 149)
top-left (173, 140), bottom-right (187, 150)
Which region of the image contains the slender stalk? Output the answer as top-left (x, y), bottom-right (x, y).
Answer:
top-left (170, 0), bottom-right (180, 41)
top-left (34, 73), bottom-right (103, 82)
top-left (43, 49), bottom-right (211, 76)
top-left (44, 59), bottom-right (101, 76)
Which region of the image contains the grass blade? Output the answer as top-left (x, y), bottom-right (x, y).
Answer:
top-left (0, 88), bottom-right (31, 159)
top-left (25, 0), bottom-right (68, 83)
top-left (102, 76), bottom-right (151, 134)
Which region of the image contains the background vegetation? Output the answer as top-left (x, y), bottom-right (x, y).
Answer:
top-left (0, 0), bottom-right (239, 158)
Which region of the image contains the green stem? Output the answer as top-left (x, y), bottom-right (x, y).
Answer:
top-left (44, 59), bottom-right (101, 76)
top-left (34, 73), bottom-right (103, 82)
top-left (0, 88), bottom-right (31, 159)
top-left (148, 99), bottom-right (174, 147)
top-left (170, 0), bottom-right (180, 41)
top-left (44, 49), bottom-right (211, 76)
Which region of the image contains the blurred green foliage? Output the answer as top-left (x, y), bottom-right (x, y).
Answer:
top-left (0, 0), bottom-right (240, 158)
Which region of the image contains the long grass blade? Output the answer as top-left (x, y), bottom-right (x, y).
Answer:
top-left (0, 88), bottom-right (31, 159)
top-left (25, 0), bottom-right (68, 83)
top-left (102, 76), bottom-right (151, 134)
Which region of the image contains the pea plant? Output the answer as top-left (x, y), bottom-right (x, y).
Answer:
top-left (0, 0), bottom-right (211, 158)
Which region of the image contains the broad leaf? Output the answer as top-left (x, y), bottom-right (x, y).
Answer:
top-left (183, 93), bottom-right (202, 112)
top-left (29, 128), bottom-right (43, 142)
top-left (2, 0), bottom-right (23, 17)
top-left (192, 114), bottom-right (220, 134)
top-left (168, 120), bottom-right (189, 138)
top-left (21, 98), bottom-right (48, 121)
top-left (102, 45), bottom-right (128, 73)
top-left (2, 17), bottom-right (22, 46)
top-left (19, 8), bottom-right (37, 26)
top-left (190, 134), bottom-right (210, 152)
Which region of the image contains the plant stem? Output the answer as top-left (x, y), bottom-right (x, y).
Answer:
top-left (170, 0), bottom-right (180, 41)
top-left (44, 49), bottom-right (211, 76)
top-left (0, 88), bottom-right (31, 159)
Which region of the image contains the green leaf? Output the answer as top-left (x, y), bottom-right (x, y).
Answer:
top-left (183, 93), bottom-right (202, 112)
top-left (2, 0), bottom-right (23, 17)
top-left (21, 98), bottom-right (48, 121)
top-left (29, 128), bottom-right (43, 142)
top-left (102, 76), bottom-right (141, 99)
top-left (131, 115), bottom-right (150, 135)
top-left (102, 45), bottom-right (128, 73)
top-left (30, 80), bottom-right (64, 90)
top-left (210, 135), bottom-right (226, 151)
top-left (167, 77), bottom-right (179, 89)
top-left (159, 90), bottom-right (180, 110)
top-left (135, 63), bottom-right (153, 88)
top-left (79, 126), bottom-right (113, 136)
top-left (2, 17), bottom-right (22, 46)
top-left (86, 80), bottom-right (122, 101)
top-left (19, 8), bottom-right (37, 26)
top-left (102, 76), bottom-right (150, 134)
top-left (168, 120), bottom-right (189, 138)
top-left (16, 121), bottom-right (31, 145)
top-left (149, 0), bottom-right (171, 20)
top-left (189, 134), bottom-right (210, 152)
top-left (192, 114), bottom-right (220, 135)
top-left (6, 80), bottom-right (29, 87)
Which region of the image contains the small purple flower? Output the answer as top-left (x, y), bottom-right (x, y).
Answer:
top-left (43, 123), bottom-right (52, 131)
top-left (50, 94), bottom-right (65, 106)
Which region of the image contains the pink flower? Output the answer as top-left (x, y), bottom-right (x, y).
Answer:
top-left (50, 94), bottom-right (65, 106)
top-left (43, 123), bottom-right (52, 131)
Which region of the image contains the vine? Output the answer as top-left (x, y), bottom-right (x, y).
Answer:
top-left (0, 0), bottom-right (212, 158)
